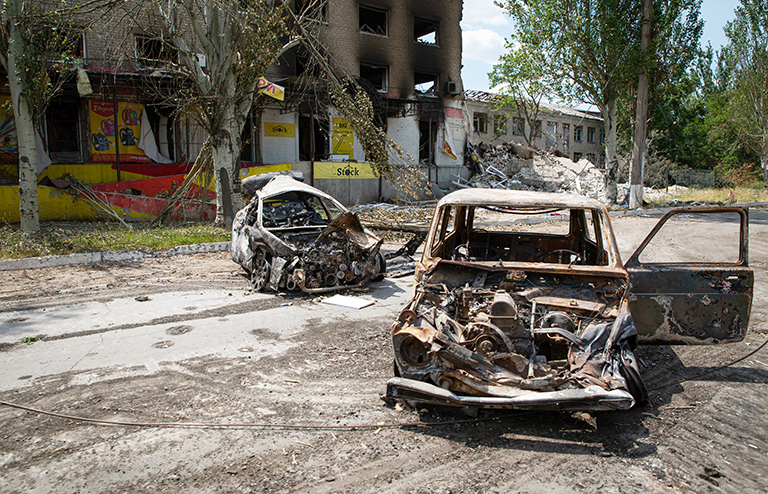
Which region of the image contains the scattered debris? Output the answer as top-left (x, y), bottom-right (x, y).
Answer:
top-left (322, 295), bottom-right (375, 309)
top-left (459, 143), bottom-right (606, 200)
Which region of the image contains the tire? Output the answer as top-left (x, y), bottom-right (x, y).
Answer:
top-left (250, 249), bottom-right (271, 291)
top-left (619, 346), bottom-right (648, 404)
top-left (372, 252), bottom-right (386, 282)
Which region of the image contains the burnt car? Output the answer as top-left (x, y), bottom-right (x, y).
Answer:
top-left (387, 189), bottom-right (753, 411)
top-left (232, 174), bottom-right (385, 293)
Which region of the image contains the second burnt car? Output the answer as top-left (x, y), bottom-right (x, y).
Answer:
top-left (232, 173), bottom-right (385, 293)
top-left (387, 189), bottom-right (753, 411)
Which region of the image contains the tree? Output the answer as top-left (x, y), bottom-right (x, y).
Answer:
top-left (494, 0), bottom-right (703, 203)
top-left (0, 1), bottom-right (90, 232)
top-left (153, 0), bottom-right (416, 227)
top-left (489, 46), bottom-right (547, 148)
top-left (719, 0), bottom-right (768, 187)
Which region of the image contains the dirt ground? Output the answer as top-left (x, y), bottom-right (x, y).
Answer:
top-left (1, 211), bottom-right (767, 493)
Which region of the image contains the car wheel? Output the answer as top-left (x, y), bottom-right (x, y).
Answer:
top-left (250, 249), bottom-right (271, 291)
top-left (619, 346), bottom-right (648, 404)
top-left (372, 252), bottom-right (386, 282)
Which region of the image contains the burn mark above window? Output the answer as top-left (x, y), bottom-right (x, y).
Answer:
top-left (360, 63), bottom-right (388, 91)
top-left (414, 17), bottom-right (438, 45)
top-left (359, 6), bottom-right (387, 36)
top-left (414, 72), bottom-right (438, 96)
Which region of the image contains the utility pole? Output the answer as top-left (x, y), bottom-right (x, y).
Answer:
top-left (630, 0), bottom-right (652, 209)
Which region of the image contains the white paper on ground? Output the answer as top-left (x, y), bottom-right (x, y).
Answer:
top-left (321, 295), bottom-right (375, 309)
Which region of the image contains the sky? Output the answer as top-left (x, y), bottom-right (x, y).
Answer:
top-left (461, 0), bottom-right (742, 93)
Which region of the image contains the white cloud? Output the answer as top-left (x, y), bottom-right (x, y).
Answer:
top-left (462, 28), bottom-right (507, 64)
top-left (461, 0), bottom-right (509, 29)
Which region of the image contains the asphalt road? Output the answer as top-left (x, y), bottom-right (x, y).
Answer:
top-left (1, 209), bottom-right (767, 493)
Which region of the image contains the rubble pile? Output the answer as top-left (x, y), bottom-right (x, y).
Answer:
top-left (460, 142), bottom-right (606, 200)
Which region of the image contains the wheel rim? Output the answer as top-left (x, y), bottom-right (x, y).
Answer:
top-left (251, 250), bottom-right (270, 291)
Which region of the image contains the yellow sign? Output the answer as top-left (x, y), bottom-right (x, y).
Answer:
top-left (257, 77), bottom-right (285, 101)
top-left (314, 162), bottom-right (379, 180)
top-left (264, 122), bottom-right (295, 137)
top-left (332, 117), bottom-right (354, 158)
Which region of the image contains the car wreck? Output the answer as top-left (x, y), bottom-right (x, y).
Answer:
top-left (232, 174), bottom-right (385, 293)
top-left (387, 189), bottom-right (753, 411)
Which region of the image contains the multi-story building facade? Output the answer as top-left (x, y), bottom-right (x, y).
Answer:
top-left (0, 0), bottom-right (468, 210)
top-left (465, 90), bottom-right (605, 166)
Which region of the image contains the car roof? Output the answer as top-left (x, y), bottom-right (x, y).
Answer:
top-left (437, 188), bottom-right (607, 211)
top-left (259, 176), bottom-right (346, 208)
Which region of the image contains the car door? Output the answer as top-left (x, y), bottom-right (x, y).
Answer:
top-left (624, 207), bottom-right (753, 344)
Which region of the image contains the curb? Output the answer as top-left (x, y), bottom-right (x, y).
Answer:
top-left (0, 242), bottom-right (231, 272)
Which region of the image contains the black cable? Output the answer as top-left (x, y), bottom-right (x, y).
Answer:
top-left (648, 339), bottom-right (768, 392)
top-left (0, 399), bottom-right (534, 431)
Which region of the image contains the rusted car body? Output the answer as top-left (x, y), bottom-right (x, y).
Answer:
top-left (387, 189), bottom-right (752, 411)
top-left (232, 175), bottom-right (385, 293)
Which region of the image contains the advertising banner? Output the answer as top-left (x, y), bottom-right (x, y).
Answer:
top-left (89, 100), bottom-right (150, 163)
top-left (331, 117), bottom-right (354, 158)
top-left (314, 161), bottom-right (378, 179)
top-left (0, 95), bottom-right (18, 160)
top-left (264, 122), bottom-right (296, 137)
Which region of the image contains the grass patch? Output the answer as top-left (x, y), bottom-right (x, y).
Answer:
top-left (0, 221), bottom-right (230, 260)
top-left (644, 186), bottom-right (768, 207)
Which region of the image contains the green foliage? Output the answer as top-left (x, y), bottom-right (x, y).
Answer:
top-left (0, 221), bottom-right (230, 260)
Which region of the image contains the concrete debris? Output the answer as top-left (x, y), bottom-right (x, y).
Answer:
top-left (459, 143), bottom-right (606, 200)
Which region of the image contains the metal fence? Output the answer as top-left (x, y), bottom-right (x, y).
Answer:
top-left (667, 169), bottom-right (717, 189)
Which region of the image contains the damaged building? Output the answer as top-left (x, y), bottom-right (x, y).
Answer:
top-left (465, 90), bottom-right (606, 167)
top-left (0, 0), bottom-right (469, 221)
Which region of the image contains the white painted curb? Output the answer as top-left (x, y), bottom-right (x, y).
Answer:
top-left (0, 242), bottom-right (231, 271)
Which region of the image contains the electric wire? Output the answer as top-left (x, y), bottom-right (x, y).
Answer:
top-left (1, 339), bottom-right (764, 429)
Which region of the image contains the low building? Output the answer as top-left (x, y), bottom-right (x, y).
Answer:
top-left (464, 90), bottom-right (605, 166)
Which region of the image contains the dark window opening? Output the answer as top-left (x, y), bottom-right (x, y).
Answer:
top-left (587, 126), bottom-right (595, 143)
top-left (295, 0), bottom-right (327, 21)
top-left (144, 106), bottom-right (176, 162)
top-left (473, 112), bottom-right (489, 134)
top-left (360, 63), bottom-right (387, 91)
top-left (414, 17), bottom-right (438, 44)
top-left (46, 101), bottom-right (82, 163)
top-left (494, 115), bottom-right (507, 135)
top-left (240, 115), bottom-right (254, 163)
top-left (299, 115), bottom-right (330, 161)
top-left (574, 152), bottom-right (583, 162)
top-left (414, 72), bottom-right (438, 95)
top-left (419, 119), bottom-right (437, 164)
top-left (512, 117), bottom-right (524, 136)
top-left (135, 35), bottom-right (176, 68)
top-left (359, 6), bottom-right (387, 36)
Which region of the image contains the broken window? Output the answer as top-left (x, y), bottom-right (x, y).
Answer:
top-left (414, 17), bottom-right (438, 45)
top-left (359, 6), bottom-right (387, 36)
top-left (414, 72), bottom-right (438, 95)
top-left (360, 63), bottom-right (388, 91)
top-left (545, 121), bottom-right (557, 148)
top-left (473, 112), bottom-right (489, 134)
top-left (561, 123), bottom-right (570, 147)
top-left (295, 0), bottom-right (327, 21)
top-left (45, 100), bottom-right (83, 163)
top-left (574, 152), bottom-right (582, 161)
top-left (135, 35), bottom-right (176, 68)
top-left (512, 117), bottom-right (524, 136)
top-left (574, 125), bottom-right (583, 142)
top-left (587, 126), bottom-right (596, 143)
top-left (494, 115), bottom-right (507, 135)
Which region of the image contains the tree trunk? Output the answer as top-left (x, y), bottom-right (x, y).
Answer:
top-left (211, 100), bottom-right (243, 228)
top-left (601, 98), bottom-right (619, 204)
top-left (630, 0), bottom-right (653, 209)
top-left (762, 136), bottom-right (768, 191)
top-left (7, 0), bottom-right (40, 232)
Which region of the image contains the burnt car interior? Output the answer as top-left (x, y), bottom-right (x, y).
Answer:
top-left (259, 192), bottom-right (339, 229)
top-left (431, 205), bottom-right (610, 266)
